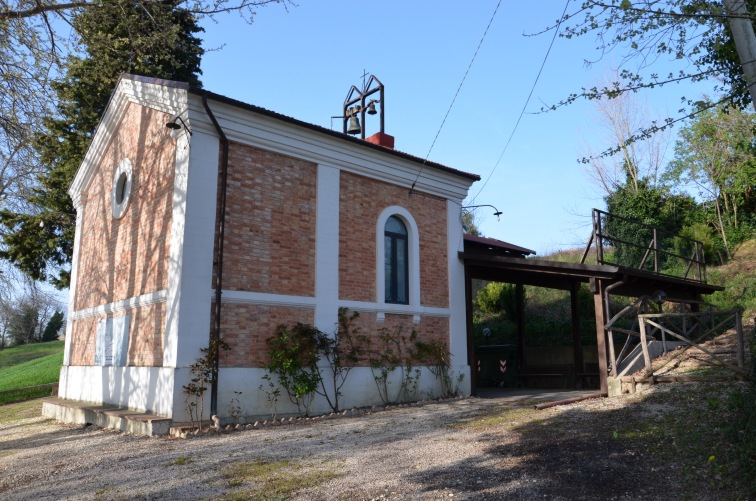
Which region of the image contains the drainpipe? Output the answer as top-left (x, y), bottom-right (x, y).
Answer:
top-left (203, 94), bottom-right (229, 418)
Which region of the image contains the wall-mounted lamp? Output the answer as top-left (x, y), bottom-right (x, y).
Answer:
top-left (462, 204), bottom-right (503, 221)
top-left (165, 116), bottom-right (192, 138)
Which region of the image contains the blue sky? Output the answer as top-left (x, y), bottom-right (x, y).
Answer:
top-left (198, 1), bottom-right (714, 255)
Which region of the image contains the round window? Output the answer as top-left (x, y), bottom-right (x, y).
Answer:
top-left (112, 158), bottom-right (133, 219)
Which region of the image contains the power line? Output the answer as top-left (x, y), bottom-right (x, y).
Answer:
top-left (409, 0), bottom-right (502, 195)
top-left (470, 0), bottom-right (571, 204)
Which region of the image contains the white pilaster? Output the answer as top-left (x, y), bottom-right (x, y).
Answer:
top-left (164, 122), bottom-right (219, 368)
top-left (447, 200), bottom-right (468, 368)
top-left (63, 193), bottom-right (86, 365)
top-left (63, 195), bottom-right (86, 366)
top-left (314, 164), bottom-right (341, 334)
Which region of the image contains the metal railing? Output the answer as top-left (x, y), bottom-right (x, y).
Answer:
top-left (581, 209), bottom-right (707, 283)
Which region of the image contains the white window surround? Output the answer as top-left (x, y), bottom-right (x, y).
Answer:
top-left (375, 206), bottom-right (421, 321)
top-left (112, 158), bottom-right (134, 219)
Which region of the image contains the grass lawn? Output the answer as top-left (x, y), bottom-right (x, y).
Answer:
top-left (0, 340), bottom-right (64, 368)
top-left (0, 342), bottom-right (64, 404)
top-left (0, 351), bottom-right (64, 392)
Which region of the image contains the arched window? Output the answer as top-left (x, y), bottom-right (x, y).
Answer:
top-left (384, 216), bottom-right (409, 304)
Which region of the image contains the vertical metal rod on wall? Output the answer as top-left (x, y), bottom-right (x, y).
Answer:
top-left (203, 94), bottom-right (229, 419)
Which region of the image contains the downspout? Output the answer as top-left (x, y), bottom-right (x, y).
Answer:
top-left (203, 94), bottom-right (229, 418)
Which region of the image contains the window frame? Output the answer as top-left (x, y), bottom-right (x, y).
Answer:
top-left (384, 216), bottom-right (409, 304)
top-left (111, 158), bottom-right (134, 219)
top-left (375, 206), bottom-right (421, 310)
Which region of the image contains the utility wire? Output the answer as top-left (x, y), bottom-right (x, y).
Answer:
top-left (409, 0), bottom-right (502, 195)
top-left (470, 0), bottom-right (570, 204)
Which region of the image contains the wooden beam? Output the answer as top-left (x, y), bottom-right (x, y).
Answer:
top-left (592, 279), bottom-right (609, 394)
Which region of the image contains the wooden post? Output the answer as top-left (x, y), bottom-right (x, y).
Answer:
top-left (639, 316), bottom-right (653, 375)
top-left (591, 278), bottom-right (609, 394)
top-left (464, 266), bottom-right (477, 394)
top-left (735, 311), bottom-right (745, 370)
top-left (571, 282), bottom-right (583, 388)
top-left (516, 283), bottom-right (525, 370)
top-left (653, 227), bottom-right (659, 273)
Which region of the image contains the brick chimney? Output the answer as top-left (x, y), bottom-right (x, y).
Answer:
top-left (365, 132), bottom-right (395, 149)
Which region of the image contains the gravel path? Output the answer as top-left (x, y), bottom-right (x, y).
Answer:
top-left (0, 385), bottom-right (747, 500)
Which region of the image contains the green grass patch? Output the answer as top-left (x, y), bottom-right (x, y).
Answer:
top-left (0, 351), bottom-right (63, 391)
top-left (0, 399), bottom-right (44, 423)
top-left (453, 407), bottom-right (539, 429)
top-left (167, 456), bottom-right (193, 466)
top-left (0, 341), bottom-right (64, 368)
top-left (0, 350), bottom-right (63, 403)
top-left (221, 459), bottom-right (344, 500)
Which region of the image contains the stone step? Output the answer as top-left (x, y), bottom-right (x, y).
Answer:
top-left (41, 397), bottom-right (172, 436)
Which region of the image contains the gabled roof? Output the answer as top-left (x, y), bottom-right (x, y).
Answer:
top-left (122, 74), bottom-right (480, 182)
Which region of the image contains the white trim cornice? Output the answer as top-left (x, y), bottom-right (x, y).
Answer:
top-left (69, 78), bottom-right (188, 200)
top-left (184, 94), bottom-right (475, 201)
top-left (220, 290), bottom-right (317, 309)
top-left (72, 290), bottom-right (168, 320)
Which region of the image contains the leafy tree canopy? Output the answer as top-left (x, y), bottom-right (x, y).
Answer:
top-left (42, 310), bottom-right (64, 342)
top-left (548, 0), bottom-right (756, 156)
top-left (0, 0), bottom-right (205, 287)
top-left (664, 103), bottom-right (756, 257)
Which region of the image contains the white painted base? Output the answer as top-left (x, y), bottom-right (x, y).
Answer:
top-left (57, 363), bottom-right (472, 423)
top-left (58, 365), bottom-right (177, 418)
top-left (214, 365), bottom-right (472, 422)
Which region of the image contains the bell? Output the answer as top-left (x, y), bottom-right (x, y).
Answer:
top-left (366, 102), bottom-right (377, 115)
top-left (347, 116), bottom-right (361, 135)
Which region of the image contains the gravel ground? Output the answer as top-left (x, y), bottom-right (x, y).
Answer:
top-left (0, 384), bottom-right (748, 500)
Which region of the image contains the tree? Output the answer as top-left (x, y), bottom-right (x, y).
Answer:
top-left (551, 0), bottom-right (756, 149)
top-left (665, 104), bottom-right (756, 258)
top-left (461, 210), bottom-right (482, 236)
top-left (6, 299), bottom-right (38, 345)
top-left (582, 71), bottom-right (672, 194)
top-left (42, 310), bottom-right (64, 342)
top-left (604, 178), bottom-right (698, 268)
top-left (0, 0), bottom-right (205, 287)
top-left (0, 2), bottom-right (58, 221)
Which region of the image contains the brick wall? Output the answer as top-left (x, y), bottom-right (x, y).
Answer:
top-left (218, 304), bottom-right (315, 368)
top-left (68, 302), bottom-right (165, 367)
top-left (338, 172), bottom-right (449, 307)
top-left (70, 102), bottom-right (176, 366)
top-left (68, 316), bottom-right (98, 366)
top-left (127, 302), bottom-right (166, 366)
top-left (349, 312), bottom-right (449, 366)
top-left (219, 143), bottom-right (317, 296)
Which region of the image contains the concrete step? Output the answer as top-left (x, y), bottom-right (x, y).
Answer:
top-left (41, 397), bottom-right (172, 436)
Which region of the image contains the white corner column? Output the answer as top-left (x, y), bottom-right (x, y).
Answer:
top-left (63, 195), bottom-right (86, 366)
top-left (314, 164), bottom-right (340, 334)
top-left (447, 200), bottom-right (469, 372)
top-left (164, 121), bottom-right (219, 369)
